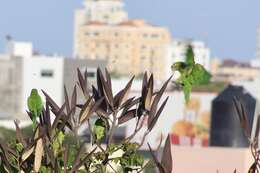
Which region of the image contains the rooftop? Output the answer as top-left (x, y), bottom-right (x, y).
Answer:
top-left (85, 19), bottom-right (157, 27)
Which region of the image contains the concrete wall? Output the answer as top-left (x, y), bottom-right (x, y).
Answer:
top-left (169, 146), bottom-right (253, 173)
top-left (21, 56), bottom-right (64, 113)
top-left (0, 55), bottom-right (23, 118)
top-left (63, 58), bottom-right (106, 103)
top-left (6, 41), bottom-right (33, 57)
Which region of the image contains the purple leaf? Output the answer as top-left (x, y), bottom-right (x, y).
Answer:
top-left (64, 85), bottom-right (70, 114)
top-left (161, 135), bottom-right (173, 173)
top-left (148, 97), bottom-right (169, 131)
top-left (118, 109), bottom-right (137, 125)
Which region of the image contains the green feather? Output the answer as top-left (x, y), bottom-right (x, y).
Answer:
top-left (191, 64), bottom-right (211, 85)
top-left (185, 45), bottom-right (195, 67)
top-left (27, 89), bottom-right (43, 129)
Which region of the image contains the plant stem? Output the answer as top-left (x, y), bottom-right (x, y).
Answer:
top-left (138, 130), bottom-right (150, 149)
top-left (124, 116), bottom-right (145, 143)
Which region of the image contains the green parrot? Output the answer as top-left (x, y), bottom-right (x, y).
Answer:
top-left (93, 118), bottom-right (108, 144)
top-left (27, 89), bottom-right (43, 129)
top-left (171, 45), bottom-right (211, 103)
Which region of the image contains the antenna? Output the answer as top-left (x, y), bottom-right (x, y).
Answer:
top-left (5, 34), bottom-right (12, 41)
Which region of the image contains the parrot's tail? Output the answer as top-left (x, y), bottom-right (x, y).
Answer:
top-left (32, 116), bottom-right (37, 129)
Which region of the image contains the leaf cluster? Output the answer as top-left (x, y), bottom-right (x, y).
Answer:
top-left (0, 68), bottom-right (173, 173)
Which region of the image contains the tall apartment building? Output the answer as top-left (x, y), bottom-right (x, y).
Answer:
top-left (256, 28), bottom-right (260, 59)
top-left (74, 0), bottom-right (128, 58)
top-left (74, 0), bottom-right (171, 81)
top-left (165, 39), bottom-right (211, 77)
top-left (250, 28), bottom-right (260, 67)
top-left (0, 41), bottom-right (106, 119)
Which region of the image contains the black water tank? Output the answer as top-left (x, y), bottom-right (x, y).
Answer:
top-left (210, 85), bottom-right (256, 147)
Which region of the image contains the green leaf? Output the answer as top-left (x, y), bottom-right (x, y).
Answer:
top-left (40, 166), bottom-right (52, 173)
top-left (15, 143), bottom-right (23, 153)
top-left (94, 118), bottom-right (106, 142)
top-left (52, 131), bottom-right (65, 156)
top-left (108, 144), bottom-right (118, 155)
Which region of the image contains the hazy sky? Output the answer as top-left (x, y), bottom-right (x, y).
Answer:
top-left (0, 0), bottom-right (260, 61)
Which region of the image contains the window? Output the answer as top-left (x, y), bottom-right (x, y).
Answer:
top-left (141, 45), bottom-right (146, 49)
top-left (94, 32), bottom-right (100, 36)
top-left (151, 34), bottom-right (159, 38)
top-left (87, 72), bottom-right (95, 78)
top-left (41, 70), bottom-right (54, 77)
top-left (143, 33), bottom-right (148, 38)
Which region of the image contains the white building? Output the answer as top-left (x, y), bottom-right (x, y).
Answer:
top-left (5, 40), bottom-right (33, 58)
top-left (166, 39), bottom-right (211, 77)
top-left (0, 40), bottom-right (106, 120)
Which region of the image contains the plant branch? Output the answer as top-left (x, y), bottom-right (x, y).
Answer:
top-left (138, 130), bottom-right (150, 149)
top-left (124, 118), bottom-right (144, 143)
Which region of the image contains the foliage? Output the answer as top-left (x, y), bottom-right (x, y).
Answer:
top-left (233, 97), bottom-right (260, 172)
top-left (0, 68), bottom-right (173, 173)
top-left (0, 127), bottom-right (16, 143)
top-left (0, 126), bottom-right (34, 143)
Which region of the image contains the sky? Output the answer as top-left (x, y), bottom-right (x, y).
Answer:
top-left (0, 0), bottom-right (260, 61)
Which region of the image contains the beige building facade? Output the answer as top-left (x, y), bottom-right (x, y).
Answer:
top-left (74, 0), bottom-right (171, 80)
top-left (211, 64), bottom-right (260, 82)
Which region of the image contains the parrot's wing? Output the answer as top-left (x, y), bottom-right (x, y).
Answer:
top-left (192, 64), bottom-right (211, 85)
top-left (185, 45), bottom-right (195, 67)
top-left (27, 97), bottom-right (36, 113)
top-left (35, 95), bottom-right (43, 114)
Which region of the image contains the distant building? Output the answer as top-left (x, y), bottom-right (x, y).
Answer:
top-left (75, 0), bottom-right (128, 26)
top-left (0, 41), bottom-right (106, 119)
top-left (211, 59), bottom-right (260, 83)
top-left (74, 0), bottom-right (171, 81)
top-left (250, 28), bottom-right (260, 67)
top-left (166, 39), bottom-right (211, 77)
top-left (74, 0), bottom-right (128, 58)
top-left (256, 28), bottom-right (260, 59)
top-left (5, 40), bottom-right (33, 57)
top-left (210, 58), bottom-right (222, 75)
